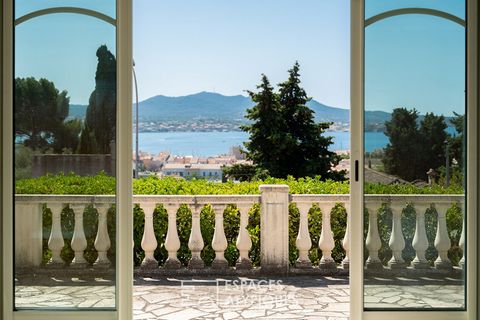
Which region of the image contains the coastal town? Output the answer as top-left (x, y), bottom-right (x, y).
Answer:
top-left (133, 146), bottom-right (249, 180)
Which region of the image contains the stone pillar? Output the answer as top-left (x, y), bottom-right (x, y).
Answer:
top-left (295, 203), bottom-right (312, 269)
top-left (434, 204), bottom-right (453, 270)
top-left (365, 203), bottom-right (383, 269)
top-left (188, 205), bottom-right (205, 269)
top-left (211, 205), bottom-right (229, 269)
top-left (235, 204), bottom-right (253, 269)
top-left (341, 204), bottom-right (350, 269)
top-left (140, 203), bottom-right (158, 269)
top-left (47, 203), bottom-right (66, 267)
top-left (411, 204), bottom-right (430, 269)
top-left (459, 207), bottom-right (465, 269)
top-left (318, 203), bottom-right (336, 269)
top-left (15, 203), bottom-right (43, 267)
top-left (94, 205), bottom-right (111, 268)
top-left (70, 204), bottom-right (88, 268)
top-left (164, 204), bottom-right (181, 269)
top-left (260, 185), bottom-right (290, 272)
top-left (388, 203), bottom-right (406, 269)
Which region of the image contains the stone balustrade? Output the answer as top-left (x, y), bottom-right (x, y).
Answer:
top-left (14, 188), bottom-right (465, 274)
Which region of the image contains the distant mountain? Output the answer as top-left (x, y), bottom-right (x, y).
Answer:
top-left (137, 91), bottom-right (351, 123)
top-left (138, 92), bottom-right (252, 121)
top-left (67, 104), bottom-right (88, 120)
top-left (66, 91), bottom-right (392, 131)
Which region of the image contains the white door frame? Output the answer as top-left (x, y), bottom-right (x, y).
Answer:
top-left (350, 0), bottom-right (478, 319)
top-left (1, 0), bottom-right (133, 319)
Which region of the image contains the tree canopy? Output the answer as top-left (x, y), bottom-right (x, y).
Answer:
top-left (241, 63), bottom-right (342, 180)
top-left (382, 107), bottom-right (449, 181)
top-left (15, 77), bottom-right (80, 152)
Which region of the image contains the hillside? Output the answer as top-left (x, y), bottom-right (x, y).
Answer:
top-left (67, 91), bottom-right (392, 130)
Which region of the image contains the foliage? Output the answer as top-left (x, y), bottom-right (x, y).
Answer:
top-left (15, 77), bottom-right (79, 152)
top-left (241, 75), bottom-right (289, 178)
top-left (382, 108), bottom-right (458, 183)
top-left (223, 163), bottom-right (267, 182)
top-left (15, 172), bottom-right (116, 195)
top-left (277, 62), bottom-right (343, 180)
top-left (241, 63), bottom-right (343, 180)
top-left (17, 173), bottom-right (465, 196)
top-left (78, 45), bottom-right (117, 154)
top-left (420, 113), bottom-right (448, 173)
top-left (15, 145), bottom-right (33, 180)
top-left (448, 112), bottom-right (465, 169)
top-left (383, 108), bottom-right (422, 181)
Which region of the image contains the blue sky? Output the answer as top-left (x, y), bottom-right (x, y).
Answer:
top-left (365, 0), bottom-right (466, 115)
top-left (14, 0), bottom-right (465, 116)
top-left (133, 0), bottom-right (350, 108)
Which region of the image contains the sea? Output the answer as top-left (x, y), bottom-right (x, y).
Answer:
top-left (135, 131), bottom-right (389, 157)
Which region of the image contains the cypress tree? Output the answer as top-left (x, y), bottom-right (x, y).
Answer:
top-left (78, 45), bottom-right (116, 154)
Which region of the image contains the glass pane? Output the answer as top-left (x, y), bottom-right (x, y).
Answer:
top-left (14, 1), bottom-right (117, 310)
top-left (365, 0), bottom-right (466, 20)
top-left (363, 1), bottom-right (466, 311)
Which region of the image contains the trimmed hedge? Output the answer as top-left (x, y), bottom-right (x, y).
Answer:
top-left (16, 174), bottom-right (463, 267)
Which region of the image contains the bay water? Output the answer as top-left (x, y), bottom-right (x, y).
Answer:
top-left (135, 131), bottom-right (389, 157)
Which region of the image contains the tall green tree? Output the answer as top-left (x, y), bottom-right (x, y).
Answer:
top-left (448, 112), bottom-right (465, 168)
top-left (78, 45), bottom-right (117, 154)
top-left (277, 62), bottom-right (340, 179)
top-left (383, 108), bottom-right (421, 181)
top-left (15, 77), bottom-right (79, 152)
top-left (242, 63), bottom-right (342, 179)
top-left (383, 108), bottom-right (449, 181)
top-left (241, 75), bottom-right (291, 177)
top-left (419, 112), bottom-right (448, 173)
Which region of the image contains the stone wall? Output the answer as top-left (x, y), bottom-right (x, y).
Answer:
top-left (31, 154), bottom-right (114, 177)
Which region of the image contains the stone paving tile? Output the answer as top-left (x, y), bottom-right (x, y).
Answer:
top-left (13, 275), bottom-right (465, 318)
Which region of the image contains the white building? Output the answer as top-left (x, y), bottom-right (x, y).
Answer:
top-left (161, 163), bottom-right (225, 180)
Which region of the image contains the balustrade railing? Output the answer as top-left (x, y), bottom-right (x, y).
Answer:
top-left (14, 187), bottom-right (465, 274)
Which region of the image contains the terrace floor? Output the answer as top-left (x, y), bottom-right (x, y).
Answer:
top-left (15, 275), bottom-right (464, 319)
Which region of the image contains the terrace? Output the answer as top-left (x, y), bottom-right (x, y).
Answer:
top-left (14, 186), bottom-right (465, 319)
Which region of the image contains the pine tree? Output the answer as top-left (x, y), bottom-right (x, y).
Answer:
top-left (241, 63), bottom-right (342, 179)
top-left (241, 75), bottom-right (292, 177)
top-left (383, 108), bottom-right (421, 181)
top-left (15, 77), bottom-right (78, 152)
top-left (78, 45), bottom-right (116, 154)
top-left (382, 108), bottom-right (449, 181)
top-left (277, 62), bottom-right (340, 179)
top-left (419, 112), bottom-right (448, 174)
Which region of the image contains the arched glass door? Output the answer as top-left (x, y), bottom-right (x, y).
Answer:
top-left (351, 0), bottom-right (478, 319)
top-left (2, 0), bottom-right (132, 319)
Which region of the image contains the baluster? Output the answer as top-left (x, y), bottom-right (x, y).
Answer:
top-left (212, 205), bottom-right (228, 269)
top-left (295, 203), bottom-right (312, 269)
top-left (434, 204), bottom-right (453, 270)
top-left (318, 203), bottom-right (336, 269)
top-left (70, 204), bottom-right (88, 268)
top-left (94, 204), bottom-right (111, 268)
top-left (411, 204), bottom-right (430, 269)
top-left (388, 203), bottom-right (406, 269)
top-left (140, 203), bottom-right (158, 269)
top-left (341, 203), bottom-right (350, 269)
top-left (164, 204), bottom-right (181, 269)
top-left (188, 205), bottom-right (205, 269)
top-left (47, 203), bottom-right (65, 267)
top-left (365, 203), bottom-right (383, 269)
top-left (459, 206), bottom-right (465, 269)
top-left (235, 204), bottom-right (252, 269)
